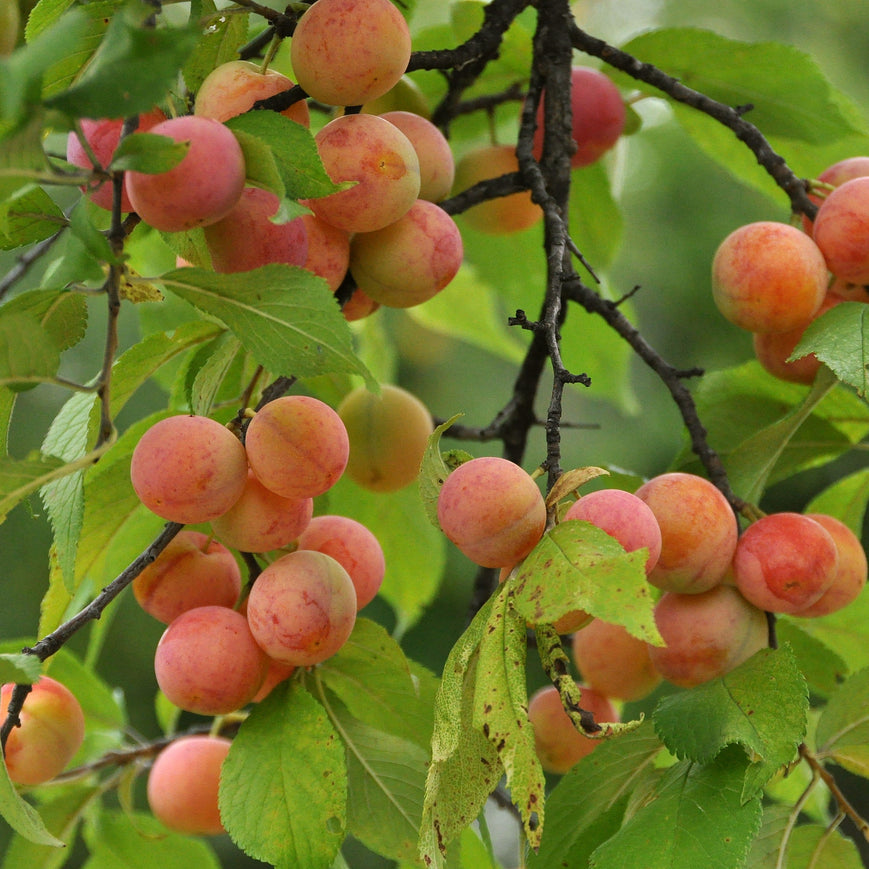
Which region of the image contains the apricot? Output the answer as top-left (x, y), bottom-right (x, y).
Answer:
top-left (337, 384), bottom-right (433, 492)
top-left (66, 110), bottom-right (166, 211)
top-left (296, 514), bottom-right (386, 609)
top-left (648, 586), bottom-right (768, 688)
top-left (305, 114), bottom-right (420, 233)
top-left (349, 199), bottom-right (464, 308)
top-left (147, 735), bottom-right (231, 835)
top-left (752, 293), bottom-right (841, 385)
top-left (126, 115), bottom-right (246, 232)
top-left (246, 550), bottom-right (357, 666)
top-left (154, 606), bottom-right (269, 715)
top-left (634, 472), bottom-right (737, 594)
top-left (563, 488), bottom-right (662, 575)
top-left (437, 456), bottom-right (546, 568)
top-left (299, 213), bottom-right (350, 293)
top-left (527, 683), bottom-right (618, 774)
top-left (290, 0), bottom-right (411, 107)
top-left (795, 513), bottom-right (868, 617)
top-left (732, 512), bottom-right (840, 614)
top-left (0, 677), bottom-right (85, 786)
top-left (813, 177), bottom-right (869, 284)
top-left (132, 530), bottom-right (242, 624)
top-left (711, 221), bottom-right (829, 333)
top-left (378, 111), bottom-right (454, 202)
top-left (130, 415), bottom-right (248, 525)
top-left (203, 187), bottom-right (308, 273)
top-left (532, 66), bottom-right (625, 168)
top-left (571, 619), bottom-right (662, 701)
top-left (244, 395), bottom-right (349, 500)
top-left (802, 156), bottom-right (869, 233)
top-left (453, 144), bottom-right (542, 235)
top-left (194, 59), bottom-right (310, 127)
top-left (210, 470), bottom-right (313, 553)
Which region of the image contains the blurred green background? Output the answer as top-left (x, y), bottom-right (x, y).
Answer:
top-left (1, 0), bottom-right (868, 865)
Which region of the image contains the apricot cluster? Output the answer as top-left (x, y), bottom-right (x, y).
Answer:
top-left (436, 460), bottom-right (866, 773)
top-left (712, 155), bottom-right (869, 384)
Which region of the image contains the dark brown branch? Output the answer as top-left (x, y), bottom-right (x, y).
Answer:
top-left (569, 24), bottom-right (817, 218)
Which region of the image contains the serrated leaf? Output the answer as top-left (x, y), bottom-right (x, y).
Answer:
top-left (226, 111), bottom-right (344, 201)
top-left (775, 620), bottom-right (848, 698)
top-left (0, 184), bottom-right (65, 250)
top-left (323, 475), bottom-right (445, 637)
top-left (653, 646), bottom-right (808, 801)
top-left (82, 809), bottom-right (220, 869)
top-left (318, 618), bottom-right (435, 750)
top-left (529, 721), bottom-right (663, 869)
top-left (786, 824), bottom-right (865, 869)
top-left (511, 520), bottom-right (661, 644)
top-left (0, 312), bottom-right (60, 389)
top-left (0, 454), bottom-right (65, 523)
top-left (219, 681), bottom-right (346, 869)
top-left (1, 287), bottom-right (88, 352)
top-left (68, 198), bottom-right (118, 265)
top-left (46, 9), bottom-right (199, 118)
top-left (184, 331), bottom-right (241, 417)
top-left (588, 747), bottom-right (763, 869)
top-left (419, 595), bottom-right (504, 868)
top-left (316, 678), bottom-right (428, 864)
top-left (474, 584), bottom-right (544, 847)
top-left (418, 414), bottom-right (463, 529)
top-left (815, 667), bottom-right (869, 776)
top-left (620, 28), bottom-right (866, 144)
top-left (794, 302), bottom-right (869, 397)
top-left (160, 265), bottom-right (373, 387)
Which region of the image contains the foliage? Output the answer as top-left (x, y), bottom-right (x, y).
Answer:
top-left (0, 0), bottom-right (868, 867)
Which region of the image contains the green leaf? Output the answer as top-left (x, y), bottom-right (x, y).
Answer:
top-left (588, 746), bottom-right (763, 869)
top-left (108, 131), bottom-right (189, 174)
top-left (181, 0), bottom-right (249, 94)
top-left (315, 678), bottom-right (428, 864)
top-left (653, 646), bottom-right (808, 800)
top-left (675, 362), bottom-right (869, 494)
top-left (474, 584), bottom-right (544, 848)
top-left (0, 454), bottom-right (65, 523)
top-left (530, 721), bottom-right (663, 868)
top-left (1, 782), bottom-right (101, 869)
top-left (46, 8), bottom-right (199, 118)
top-left (0, 184), bottom-right (65, 250)
top-left (805, 467), bottom-right (869, 537)
top-left (620, 29), bottom-right (866, 145)
top-left (794, 302), bottom-right (869, 397)
top-left (0, 753), bottom-right (64, 847)
top-left (68, 198), bottom-right (118, 265)
top-left (0, 652), bottom-right (42, 684)
top-left (161, 265), bottom-right (374, 387)
top-left (323, 475), bottom-right (445, 637)
top-left (815, 667), bottom-right (869, 777)
top-left (419, 595), bottom-right (504, 869)
top-left (785, 824), bottom-right (865, 869)
top-left (82, 809), bottom-right (220, 868)
top-left (405, 265), bottom-right (526, 365)
top-left (0, 312), bottom-right (60, 389)
top-left (511, 520), bottom-right (661, 644)
top-left (417, 414), bottom-right (464, 530)
top-left (318, 618), bottom-right (435, 750)
top-left (219, 681), bottom-right (346, 869)
top-left (775, 620), bottom-right (848, 698)
top-left (1, 287), bottom-right (88, 352)
top-left (568, 160), bottom-right (624, 272)
top-left (226, 111), bottom-right (344, 201)
top-left (183, 331), bottom-right (242, 417)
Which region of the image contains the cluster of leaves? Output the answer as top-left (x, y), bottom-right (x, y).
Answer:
top-left (0, 0), bottom-right (868, 867)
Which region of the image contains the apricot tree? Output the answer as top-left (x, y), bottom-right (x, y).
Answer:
top-left (0, 0), bottom-right (868, 868)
